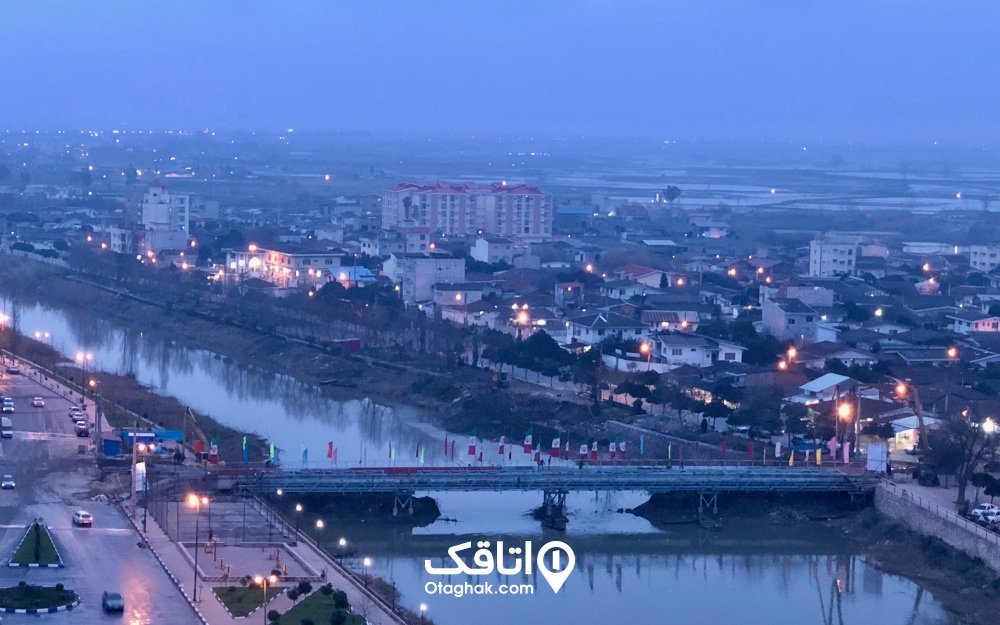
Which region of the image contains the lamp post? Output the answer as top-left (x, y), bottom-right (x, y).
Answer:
top-left (419, 603), bottom-right (428, 624)
top-left (639, 342), bottom-right (651, 371)
top-left (337, 537), bottom-right (347, 563)
top-left (187, 493), bottom-right (209, 602)
top-left (294, 503), bottom-right (302, 544)
top-left (253, 574), bottom-right (279, 625)
top-left (363, 557), bottom-right (372, 588)
top-left (75, 351), bottom-right (93, 410)
top-left (837, 402), bottom-right (852, 449)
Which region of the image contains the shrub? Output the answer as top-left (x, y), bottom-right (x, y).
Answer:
top-left (18, 581), bottom-right (26, 588)
top-left (330, 611), bottom-right (347, 625)
top-left (287, 588), bottom-right (300, 603)
top-left (267, 609), bottom-right (280, 622)
top-left (55, 583), bottom-right (64, 592)
top-left (332, 590), bottom-right (349, 610)
top-left (319, 584), bottom-right (332, 596)
top-left (296, 581), bottom-right (312, 596)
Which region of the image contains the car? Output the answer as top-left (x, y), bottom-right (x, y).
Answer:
top-left (970, 503), bottom-right (1000, 520)
top-left (1, 475), bottom-right (14, 489)
top-left (905, 445), bottom-right (919, 455)
top-left (69, 410), bottom-right (84, 421)
top-left (31, 397), bottom-right (44, 408)
top-left (2, 403), bottom-right (13, 414)
top-left (982, 509), bottom-right (1000, 525)
top-left (74, 424), bottom-right (90, 438)
top-left (101, 591), bottom-right (124, 612)
top-left (72, 510), bottom-right (93, 526)
top-left (5, 366), bottom-right (20, 375)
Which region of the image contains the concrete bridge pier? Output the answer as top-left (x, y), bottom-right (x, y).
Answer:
top-left (698, 493), bottom-right (718, 515)
top-left (541, 489), bottom-right (568, 531)
top-left (393, 493), bottom-right (414, 517)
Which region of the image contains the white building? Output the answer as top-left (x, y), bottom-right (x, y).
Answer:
top-left (947, 311), bottom-right (1000, 334)
top-left (141, 179), bottom-right (189, 245)
top-left (761, 297), bottom-right (820, 343)
top-left (470, 237), bottom-right (515, 264)
top-left (565, 312), bottom-right (646, 347)
top-left (970, 245), bottom-right (1000, 273)
top-left (383, 252), bottom-right (466, 303)
top-left (655, 334), bottom-right (744, 368)
top-left (809, 238), bottom-right (857, 277)
top-left (225, 244), bottom-right (344, 289)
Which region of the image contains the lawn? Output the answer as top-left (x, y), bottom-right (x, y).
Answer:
top-left (11, 524), bottom-right (59, 566)
top-left (273, 590), bottom-right (365, 625)
top-left (0, 584), bottom-right (75, 610)
top-left (213, 585), bottom-right (284, 618)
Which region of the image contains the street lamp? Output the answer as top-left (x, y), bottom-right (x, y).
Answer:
top-left (362, 557), bottom-right (372, 588)
top-left (294, 503), bottom-right (303, 541)
top-left (639, 342), bottom-right (651, 371)
top-left (187, 493), bottom-right (209, 602)
top-left (75, 351), bottom-right (94, 410)
top-left (316, 519), bottom-right (325, 529)
top-left (947, 346), bottom-right (959, 359)
top-left (786, 346), bottom-right (797, 362)
top-left (419, 603), bottom-right (428, 624)
top-left (253, 574), bottom-right (279, 625)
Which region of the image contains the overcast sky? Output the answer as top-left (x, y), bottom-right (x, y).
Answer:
top-left (2, 1), bottom-right (998, 144)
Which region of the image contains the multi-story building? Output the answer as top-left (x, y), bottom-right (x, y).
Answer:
top-left (382, 252), bottom-right (466, 304)
top-left (970, 245), bottom-right (1000, 273)
top-left (140, 179), bottom-right (190, 250)
top-left (809, 238), bottom-right (857, 277)
top-left (382, 182), bottom-right (552, 239)
top-left (225, 244), bottom-right (345, 289)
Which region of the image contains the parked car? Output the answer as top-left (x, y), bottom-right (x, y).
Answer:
top-left (1, 475), bottom-right (14, 489)
top-left (72, 510), bottom-right (93, 526)
top-left (982, 509), bottom-right (1000, 525)
top-left (101, 591), bottom-right (124, 612)
top-left (905, 445), bottom-right (919, 455)
top-left (970, 503), bottom-right (999, 520)
top-left (74, 423), bottom-right (90, 438)
top-left (31, 397), bottom-right (44, 408)
top-left (5, 366), bottom-right (20, 375)
top-left (2, 401), bottom-right (13, 414)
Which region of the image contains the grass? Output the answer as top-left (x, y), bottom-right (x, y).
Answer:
top-left (11, 523), bottom-right (59, 565)
top-left (0, 583), bottom-right (75, 610)
top-left (213, 585), bottom-right (283, 618)
top-left (273, 590), bottom-right (365, 625)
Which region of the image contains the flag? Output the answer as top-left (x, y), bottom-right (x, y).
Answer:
top-left (477, 451), bottom-right (483, 463)
top-left (789, 451), bottom-right (794, 466)
top-left (579, 444), bottom-right (588, 459)
top-left (208, 439), bottom-right (219, 464)
top-left (415, 443), bottom-right (420, 459)
top-left (499, 436), bottom-right (506, 455)
top-left (444, 435), bottom-right (449, 455)
top-left (747, 440), bottom-right (754, 459)
top-left (816, 449), bottom-right (822, 466)
top-left (269, 442), bottom-right (275, 461)
top-left (533, 447), bottom-right (541, 463)
top-left (609, 439), bottom-right (616, 460)
top-left (420, 446), bottom-right (426, 464)
top-left (640, 434), bottom-right (645, 456)
top-left (523, 429), bottom-right (533, 453)
top-left (775, 442), bottom-right (781, 458)
top-left (563, 440), bottom-right (569, 460)
top-left (550, 437), bottom-right (561, 458)
top-left (720, 440), bottom-right (727, 458)
top-left (618, 441), bottom-right (626, 460)
top-left (843, 444), bottom-right (849, 464)
top-left (242, 435), bottom-right (248, 465)
top-left (668, 443), bottom-right (672, 460)
top-left (450, 440), bottom-right (455, 460)
top-left (390, 445), bottom-right (396, 462)
top-left (301, 446), bottom-right (308, 466)
top-left (332, 447), bottom-right (338, 465)
top-left (327, 441), bottom-right (334, 459)
top-left (827, 437), bottom-right (838, 460)
top-left (468, 429), bottom-right (478, 456)
top-left (590, 441), bottom-right (598, 461)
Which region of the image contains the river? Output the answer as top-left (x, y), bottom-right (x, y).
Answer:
top-left (0, 296), bottom-right (968, 624)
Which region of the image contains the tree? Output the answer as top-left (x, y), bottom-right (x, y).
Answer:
top-left (52, 239), bottom-right (70, 252)
top-left (659, 273), bottom-right (669, 288)
top-left (124, 163), bottom-right (138, 185)
top-left (296, 581), bottom-right (313, 597)
top-left (663, 186), bottom-right (682, 205)
top-left (331, 590), bottom-right (349, 610)
top-left (928, 412), bottom-right (1000, 513)
top-left (989, 303), bottom-right (1000, 318)
top-left (267, 610), bottom-right (280, 622)
top-left (782, 403), bottom-right (809, 442)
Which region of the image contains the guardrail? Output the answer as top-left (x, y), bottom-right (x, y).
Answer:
top-left (880, 479), bottom-right (1000, 547)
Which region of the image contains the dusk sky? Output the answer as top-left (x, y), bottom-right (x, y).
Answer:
top-left (2, 1), bottom-right (999, 144)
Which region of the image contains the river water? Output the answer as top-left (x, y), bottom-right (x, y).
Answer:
top-left (0, 297), bottom-right (967, 624)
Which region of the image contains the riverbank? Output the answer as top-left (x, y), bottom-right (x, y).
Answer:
top-left (635, 492), bottom-right (1000, 625)
top-left (0, 256), bottom-right (631, 446)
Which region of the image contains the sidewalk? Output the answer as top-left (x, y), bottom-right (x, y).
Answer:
top-left (133, 506), bottom-right (403, 625)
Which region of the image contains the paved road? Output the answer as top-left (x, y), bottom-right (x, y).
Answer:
top-left (0, 370), bottom-right (201, 624)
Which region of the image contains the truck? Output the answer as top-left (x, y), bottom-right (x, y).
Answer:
top-left (1, 417), bottom-right (12, 439)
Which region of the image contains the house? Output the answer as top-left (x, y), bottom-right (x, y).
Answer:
top-left (947, 310), bottom-right (1000, 334)
top-left (333, 266), bottom-right (377, 288)
top-left (690, 219), bottom-right (730, 239)
top-left (654, 334), bottom-right (744, 369)
top-left (600, 280), bottom-right (657, 301)
top-left (614, 264), bottom-right (671, 288)
top-left (790, 373), bottom-right (856, 404)
top-left (225, 244), bottom-right (345, 289)
top-left (761, 297), bottom-right (819, 342)
top-left (795, 341), bottom-right (878, 369)
top-left (441, 299), bottom-right (501, 327)
top-left (382, 252), bottom-right (466, 303)
top-left (555, 282), bottom-right (584, 306)
top-left (470, 237), bottom-right (515, 265)
top-left (565, 312), bottom-right (647, 347)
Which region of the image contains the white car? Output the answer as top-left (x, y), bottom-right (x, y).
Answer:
top-left (72, 510), bottom-right (93, 526)
top-left (970, 503), bottom-right (999, 520)
top-left (1, 402), bottom-right (12, 414)
top-left (31, 397), bottom-right (44, 408)
top-left (1, 475), bottom-right (14, 489)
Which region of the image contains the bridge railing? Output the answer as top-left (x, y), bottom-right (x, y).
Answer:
top-left (880, 479), bottom-right (1000, 547)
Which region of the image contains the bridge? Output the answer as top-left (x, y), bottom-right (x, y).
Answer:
top-left (233, 464), bottom-right (877, 529)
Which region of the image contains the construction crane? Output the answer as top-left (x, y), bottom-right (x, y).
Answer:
top-left (183, 407), bottom-right (210, 460)
top-left (895, 382), bottom-right (939, 486)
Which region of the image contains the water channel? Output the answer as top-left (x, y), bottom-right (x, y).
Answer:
top-left (0, 296), bottom-right (968, 624)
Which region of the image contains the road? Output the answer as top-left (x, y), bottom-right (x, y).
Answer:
top-left (0, 368), bottom-right (201, 624)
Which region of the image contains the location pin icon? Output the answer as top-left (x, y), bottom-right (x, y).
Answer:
top-left (536, 541), bottom-right (575, 593)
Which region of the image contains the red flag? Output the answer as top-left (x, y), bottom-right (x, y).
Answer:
top-left (450, 440), bottom-right (455, 460)
top-left (533, 447), bottom-right (541, 462)
top-left (523, 430), bottom-right (533, 454)
top-left (468, 435), bottom-right (477, 456)
top-left (579, 444), bottom-right (589, 460)
top-left (618, 441), bottom-right (626, 460)
top-left (332, 447), bottom-right (338, 464)
top-left (590, 441), bottom-right (598, 461)
top-left (499, 436), bottom-right (505, 455)
top-left (327, 441), bottom-right (333, 459)
top-left (609, 440), bottom-right (616, 460)
top-left (550, 437), bottom-right (561, 458)
top-left (477, 451), bottom-right (483, 463)
top-left (721, 440), bottom-right (727, 458)
top-left (747, 440), bottom-right (754, 459)
top-left (444, 435), bottom-right (449, 454)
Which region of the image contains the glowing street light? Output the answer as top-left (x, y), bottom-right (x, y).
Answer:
top-left (983, 419), bottom-right (997, 435)
top-left (639, 342), bottom-right (652, 371)
top-left (253, 574), bottom-right (280, 625)
top-left (777, 360), bottom-right (788, 371)
top-left (728, 268), bottom-right (737, 277)
top-left (186, 494), bottom-right (210, 602)
top-left (248, 243), bottom-right (258, 253)
top-left (838, 403), bottom-right (852, 420)
top-left (787, 346), bottom-right (798, 361)
top-left (363, 557), bottom-right (372, 588)
top-left (922, 263), bottom-right (931, 272)
top-left (420, 603), bottom-right (428, 624)
top-left (896, 383), bottom-right (908, 397)
top-left (874, 308), bottom-right (883, 318)
top-left (947, 346), bottom-right (959, 359)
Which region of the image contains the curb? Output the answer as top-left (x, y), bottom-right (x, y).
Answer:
top-left (7, 524), bottom-right (65, 569)
top-left (1, 597), bottom-right (80, 614)
top-left (119, 505), bottom-right (209, 625)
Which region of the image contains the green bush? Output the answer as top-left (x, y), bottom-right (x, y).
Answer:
top-left (267, 609), bottom-right (280, 622)
top-left (331, 590), bottom-right (348, 610)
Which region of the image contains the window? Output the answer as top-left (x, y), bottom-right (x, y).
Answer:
top-left (805, 316), bottom-right (813, 322)
top-left (724, 352), bottom-right (736, 361)
top-left (788, 318), bottom-right (796, 325)
top-left (671, 348), bottom-right (683, 356)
